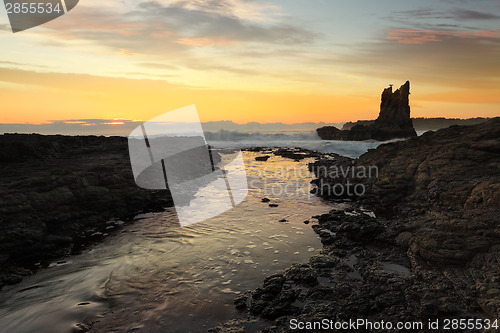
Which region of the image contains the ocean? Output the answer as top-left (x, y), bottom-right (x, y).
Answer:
top-left (204, 129), bottom-right (418, 158)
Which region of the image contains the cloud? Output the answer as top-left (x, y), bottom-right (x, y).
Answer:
top-left (325, 2), bottom-right (500, 91)
top-left (451, 8), bottom-right (500, 20)
top-left (44, 0), bottom-right (317, 57)
top-left (176, 36), bottom-right (238, 46)
top-left (0, 61), bottom-right (52, 69)
top-left (134, 1), bottom-right (317, 44)
top-left (386, 28), bottom-right (500, 44)
top-left (110, 71), bottom-right (176, 78)
top-left (137, 62), bottom-right (179, 70)
top-left (313, 26), bottom-right (500, 91)
top-left (166, 0), bottom-right (282, 22)
top-left (0, 24), bottom-right (11, 31)
top-left (393, 7), bottom-right (500, 21)
top-left (35, 0), bottom-right (320, 83)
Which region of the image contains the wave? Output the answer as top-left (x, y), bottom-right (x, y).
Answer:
top-left (204, 129), bottom-right (321, 142)
top-left (204, 129), bottom-right (394, 158)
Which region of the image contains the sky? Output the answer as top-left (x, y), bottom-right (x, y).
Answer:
top-left (0, 0), bottom-right (499, 129)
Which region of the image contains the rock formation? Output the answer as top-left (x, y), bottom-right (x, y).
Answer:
top-left (317, 81), bottom-right (417, 141)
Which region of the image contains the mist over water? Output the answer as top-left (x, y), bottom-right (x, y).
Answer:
top-left (205, 130), bottom-right (396, 158)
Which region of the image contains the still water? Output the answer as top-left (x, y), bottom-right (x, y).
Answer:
top-left (0, 151), bottom-right (339, 333)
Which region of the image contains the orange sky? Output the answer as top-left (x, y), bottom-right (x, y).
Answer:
top-left (0, 67), bottom-right (381, 124)
top-left (0, 0), bottom-right (499, 125)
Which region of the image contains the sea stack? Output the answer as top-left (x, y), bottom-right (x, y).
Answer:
top-left (375, 81), bottom-right (415, 136)
top-left (317, 81), bottom-right (417, 141)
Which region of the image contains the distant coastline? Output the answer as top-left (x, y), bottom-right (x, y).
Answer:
top-left (0, 117), bottom-right (492, 136)
top-left (342, 117), bottom-right (490, 131)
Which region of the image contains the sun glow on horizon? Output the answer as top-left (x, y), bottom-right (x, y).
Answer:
top-left (0, 0), bottom-right (498, 126)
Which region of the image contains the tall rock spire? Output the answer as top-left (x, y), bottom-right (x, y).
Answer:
top-left (375, 81), bottom-right (413, 131)
top-left (317, 81), bottom-right (417, 141)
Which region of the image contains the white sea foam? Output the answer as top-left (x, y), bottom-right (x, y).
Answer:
top-left (205, 130), bottom-right (401, 158)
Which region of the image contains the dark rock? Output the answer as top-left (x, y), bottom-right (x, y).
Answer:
top-left (341, 120), bottom-right (375, 130)
top-left (284, 264), bottom-right (318, 287)
top-left (376, 81), bottom-right (413, 130)
top-left (268, 204), bottom-right (279, 207)
top-left (343, 117), bottom-right (490, 131)
top-left (3, 274), bottom-right (23, 285)
top-left (255, 155), bottom-right (270, 161)
top-left (233, 294), bottom-right (248, 310)
top-left (261, 198), bottom-right (270, 203)
top-left (243, 147), bottom-right (266, 152)
top-left (309, 254), bottom-right (338, 268)
top-left (207, 320), bottom-right (248, 333)
top-left (316, 125), bottom-right (342, 140)
top-left (45, 234), bottom-right (74, 245)
top-left (278, 219), bottom-right (287, 223)
top-left (273, 148), bottom-right (307, 161)
top-left (273, 148), bottom-right (322, 161)
top-left (247, 274), bottom-right (287, 317)
top-left (317, 81), bottom-right (417, 141)
top-left (72, 323), bottom-right (90, 332)
top-left (0, 134), bottom-right (174, 288)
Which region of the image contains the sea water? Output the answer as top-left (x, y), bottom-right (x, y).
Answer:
top-left (205, 130), bottom-right (406, 158)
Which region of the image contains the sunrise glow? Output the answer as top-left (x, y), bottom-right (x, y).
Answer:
top-left (0, 0), bottom-right (499, 126)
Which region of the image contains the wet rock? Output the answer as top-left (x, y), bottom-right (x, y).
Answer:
top-left (207, 320), bottom-right (248, 333)
top-left (72, 323), bottom-right (90, 332)
top-left (309, 254), bottom-right (338, 269)
top-left (45, 234), bottom-right (73, 245)
top-left (273, 148), bottom-right (322, 161)
top-left (2, 274), bottom-right (23, 285)
top-left (343, 117), bottom-right (489, 131)
top-left (246, 274), bottom-right (287, 317)
top-left (233, 294), bottom-right (248, 310)
top-left (284, 264), bottom-right (318, 287)
top-left (410, 229), bottom-right (492, 265)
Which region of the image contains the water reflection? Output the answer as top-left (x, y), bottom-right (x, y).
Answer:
top-left (0, 152), bottom-right (338, 333)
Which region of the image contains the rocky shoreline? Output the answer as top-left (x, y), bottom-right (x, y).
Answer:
top-left (0, 134), bottom-right (173, 289)
top-left (1, 120), bottom-right (498, 332)
top-left (211, 118), bottom-right (499, 332)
